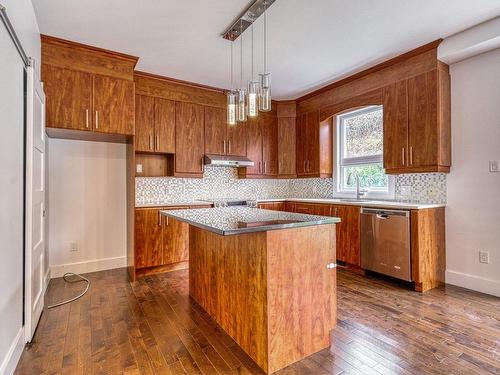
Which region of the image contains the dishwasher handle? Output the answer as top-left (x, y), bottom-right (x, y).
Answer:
top-left (361, 207), bottom-right (410, 218)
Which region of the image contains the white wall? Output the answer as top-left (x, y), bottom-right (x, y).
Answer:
top-left (48, 139), bottom-right (127, 277)
top-left (446, 48), bottom-right (500, 297)
top-left (0, 1), bottom-right (40, 374)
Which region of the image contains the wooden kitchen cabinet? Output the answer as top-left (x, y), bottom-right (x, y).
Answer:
top-left (162, 211), bottom-right (189, 264)
top-left (278, 117), bottom-right (296, 177)
top-left (296, 110), bottom-right (332, 178)
top-left (42, 64), bottom-right (135, 136)
top-left (261, 114), bottom-right (278, 176)
top-left (257, 202), bottom-right (286, 211)
top-left (175, 102), bottom-right (205, 177)
top-left (204, 106), bottom-right (247, 157)
top-left (135, 95), bottom-right (175, 153)
top-left (245, 117), bottom-right (263, 175)
top-left (383, 69), bottom-right (451, 174)
top-left (134, 208), bottom-right (163, 268)
top-left (42, 64), bottom-right (92, 131)
top-left (331, 205), bottom-right (361, 266)
top-left (93, 75), bottom-right (135, 135)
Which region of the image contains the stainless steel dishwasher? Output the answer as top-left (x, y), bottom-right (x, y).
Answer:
top-left (360, 208), bottom-right (411, 281)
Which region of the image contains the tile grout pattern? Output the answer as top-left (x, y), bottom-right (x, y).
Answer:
top-left (136, 166), bottom-right (447, 205)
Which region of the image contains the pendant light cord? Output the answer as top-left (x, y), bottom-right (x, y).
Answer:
top-left (230, 41), bottom-right (234, 90)
top-left (264, 2), bottom-right (267, 74)
top-left (240, 21), bottom-right (243, 85)
top-left (251, 24), bottom-right (254, 80)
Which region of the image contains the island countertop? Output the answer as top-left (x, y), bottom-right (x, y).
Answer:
top-left (161, 206), bottom-right (340, 236)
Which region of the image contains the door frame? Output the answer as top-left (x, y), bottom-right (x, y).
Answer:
top-left (24, 62), bottom-right (49, 343)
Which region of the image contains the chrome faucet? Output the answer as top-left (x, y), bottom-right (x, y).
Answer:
top-left (347, 171), bottom-right (368, 200)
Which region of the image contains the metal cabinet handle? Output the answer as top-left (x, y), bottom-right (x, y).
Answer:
top-left (264, 161), bottom-right (267, 174)
top-left (85, 109), bottom-right (89, 128)
top-left (409, 146), bottom-right (413, 166)
top-left (223, 140), bottom-right (226, 154)
top-left (156, 135), bottom-right (159, 151)
top-left (402, 147), bottom-right (405, 166)
top-left (95, 111), bottom-right (99, 129)
top-left (228, 140), bottom-right (231, 154)
top-left (158, 211), bottom-right (161, 226)
top-left (201, 157), bottom-right (204, 172)
top-left (259, 161), bottom-right (262, 173)
top-left (303, 160), bottom-right (306, 172)
top-left (149, 135), bottom-right (153, 150)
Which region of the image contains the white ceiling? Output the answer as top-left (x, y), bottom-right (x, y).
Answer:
top-left (32, 0), bottom-right (500, 100)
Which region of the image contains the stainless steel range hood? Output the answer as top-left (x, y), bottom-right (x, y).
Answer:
top-left (204, 154), bottom-right (255, 167)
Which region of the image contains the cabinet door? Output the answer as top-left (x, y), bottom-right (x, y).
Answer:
top-left (408, 70), bottom-right (439, 168)
top-left (278, 118), bottom-right (296, 176)
top-left (135, 95), bottom-right (155, 152)
top-left (155, 98), bottom-right (175, 153)
top-left (135, 209), bottom-right (163, 268)
top-left (296, 113), bottom-right (307, 175)
top-left (42, 64), bottom-right (92, 131)
top-left (383, 81), bottom-right (409, 170)
top-left (162, 215), bottom-right (189, 264)
top-left (306, 110), bottom-right (320, 174)
top-left (285, 201), bottom-right (296, 212)
top-left (294, 203), bottom-right (316, 215)
top-left (332, 205), bottom-right (360, 266)
top-left (227, 122), bottom-right (247, 157)
top-left (93, 75), bottom-right (135, 135)
top-left (261, 115), bottom-right (278, 176)
top-left (246, 117), bottom-right (262, 175)
top-left (204, 106), bottom-right (226, 155)
top-left (175, 102), bottom-right (205, 175)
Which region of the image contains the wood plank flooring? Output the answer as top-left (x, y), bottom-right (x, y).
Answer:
top-left (15, 268), bottom-right (500, 374)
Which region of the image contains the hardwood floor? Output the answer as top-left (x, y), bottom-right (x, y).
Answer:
top-left (15, 268), bottom-right (500, 375)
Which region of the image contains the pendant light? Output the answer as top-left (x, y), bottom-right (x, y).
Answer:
top-left (236, 21), bottom-right (248, 122)
top-left (259, 1), bottom-right (271, 112)
top-left (227, 42), bottom-right (236, 125)
top-left (247, 24), bottom-right (259, 117)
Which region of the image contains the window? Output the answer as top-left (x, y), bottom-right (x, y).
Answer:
top-left (335, 106), bottom-right (394, 199)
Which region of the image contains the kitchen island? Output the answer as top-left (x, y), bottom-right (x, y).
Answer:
top-left (161, 206), bottom-right (340, 374)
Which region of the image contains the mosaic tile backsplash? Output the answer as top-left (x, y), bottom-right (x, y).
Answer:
top-left (136, 166), bottom-right (446, 205)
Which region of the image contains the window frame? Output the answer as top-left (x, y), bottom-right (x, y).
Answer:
top-left (334, 105), bottom-right (395, 200)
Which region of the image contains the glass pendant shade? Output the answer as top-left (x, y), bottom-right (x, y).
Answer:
top-left (258, 73), bottom-right (272, 112)
top-left (236, 88), bottom-right (247, 122)
top-left (247, 80), bottom-right (259, 117)
top-left (227, 91), bottom-right (237, 125)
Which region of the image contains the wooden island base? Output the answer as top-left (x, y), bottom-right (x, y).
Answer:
top-left (188, 224), bottom-right (337, 374)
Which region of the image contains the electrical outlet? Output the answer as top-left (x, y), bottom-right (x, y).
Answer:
top-left (136, 164), bottom-right (143, 173)
top-left (70, 242), bottom-right (78, 252)
top-left (489, 160), bottom-right (499, 173)
top-left (479, 251), bottom-right (489, 264)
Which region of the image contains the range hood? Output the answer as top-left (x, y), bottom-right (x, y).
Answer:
top-left (204, 154), bottom-right (255, 167)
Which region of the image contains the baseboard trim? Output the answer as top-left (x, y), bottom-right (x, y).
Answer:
top-left (0, 327), bottom-right (24, 375)
top-left (446, 270), bottom-right (500, 297)
top-left (50, 256), bottom-right (127, 278)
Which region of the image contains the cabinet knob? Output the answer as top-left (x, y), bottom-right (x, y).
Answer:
top-left (326, 263), bottom-right (337, 269)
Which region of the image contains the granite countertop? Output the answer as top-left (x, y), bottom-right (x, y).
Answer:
top-left (256, 198), bottom-right (446, 210)
top-left (161, 206), bottom-right (340, 236)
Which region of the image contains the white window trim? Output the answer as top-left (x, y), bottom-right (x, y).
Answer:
top-left (333, 106), bottom-right (395, 200)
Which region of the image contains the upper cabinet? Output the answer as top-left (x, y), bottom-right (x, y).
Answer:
top-left (41, 35), bottom-right (138, 138)
top-left (242, 114), bottom-right (278, 177)
top-left (135, 94), bottom-right (175, 153)
top-left (277, 102), bottom-right (297, 178)
top-left (383, 68), bottom-right (451, 174)
top-left (204, 106), bottom-right (246, 157)
top-left (296, 110), bottom-right (332, 178)
top-left (175, 102), bottom-right (205, 177)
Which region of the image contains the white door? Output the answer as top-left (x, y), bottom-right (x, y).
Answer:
top-left (25, 64), bottom-right (46, 342)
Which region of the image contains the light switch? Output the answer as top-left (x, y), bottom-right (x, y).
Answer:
top-left (136, 164), bottom-right (143, 173)
top-left (489, 160), bottom-right (499, 173)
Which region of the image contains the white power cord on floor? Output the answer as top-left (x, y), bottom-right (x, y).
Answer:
top-left (47, 272), bottom-right (90, 309)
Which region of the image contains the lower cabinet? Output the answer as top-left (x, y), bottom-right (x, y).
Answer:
top-left (134, 205), bottom-right (211, 271)
top-left (330, 205), bottom-right (361, 266)
top-left (257, 202), bottom-right (286, 211)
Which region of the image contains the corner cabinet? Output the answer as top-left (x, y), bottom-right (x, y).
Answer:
top-left (383, 68), bottom-right (451, 174)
